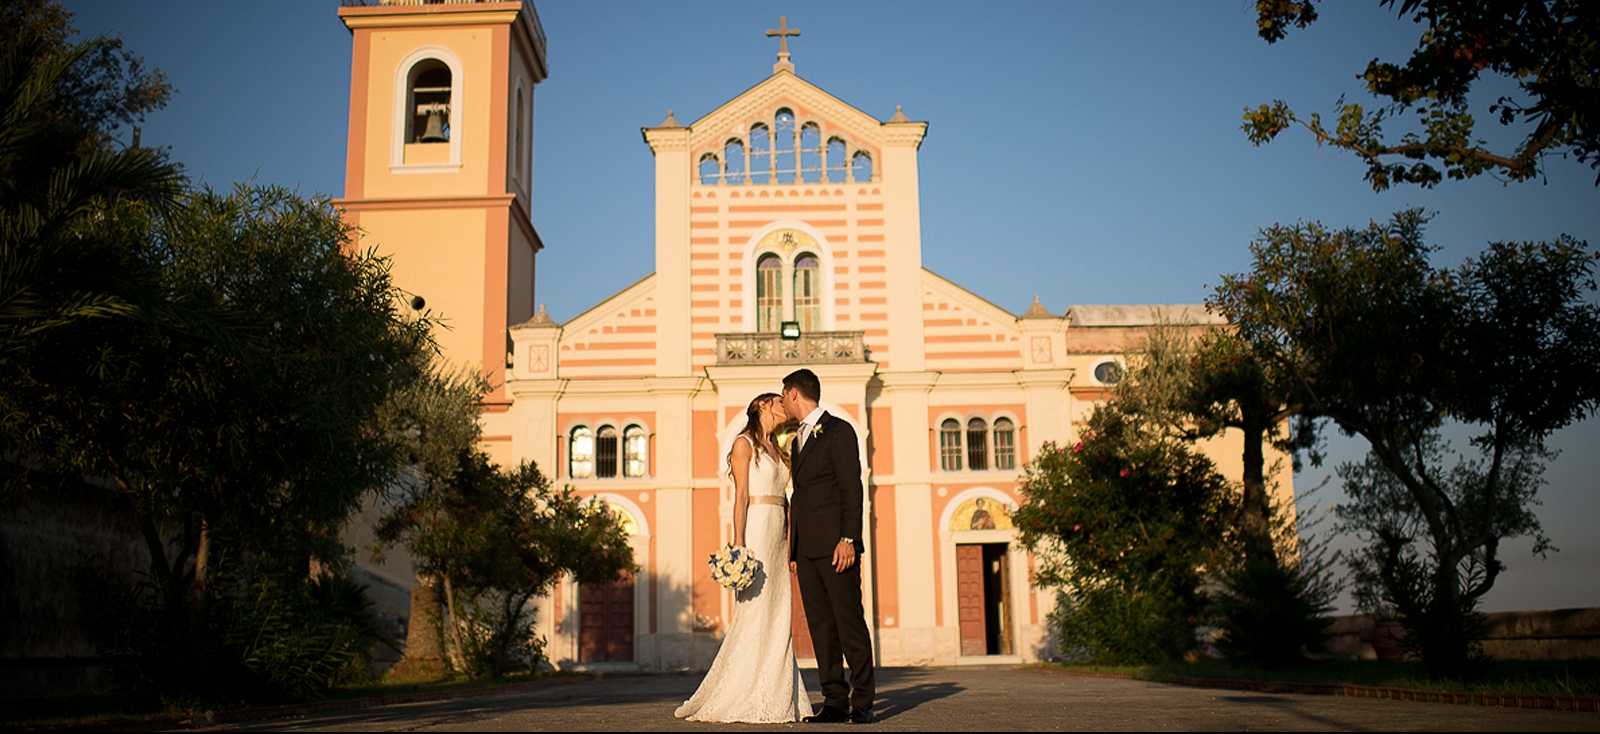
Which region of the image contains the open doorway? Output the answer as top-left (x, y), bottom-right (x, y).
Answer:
top-left (956, 543), bottom-right (1012, 656)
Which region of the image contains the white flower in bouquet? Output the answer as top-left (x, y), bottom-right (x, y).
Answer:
top-left (707, 543), bottom-right (761, 591)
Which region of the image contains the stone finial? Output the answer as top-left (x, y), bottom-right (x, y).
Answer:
top-left (888, 104), bottom-right (910, 123)
top-left (530, 303), bottom-right (554, 325)
top-left (1022, 294), bottom-right (1054, 319)
top-left (656, 109), bottom-right (682, 128)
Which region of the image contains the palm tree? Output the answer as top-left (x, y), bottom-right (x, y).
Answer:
top-left (0, 11), bottom-right (183, 360)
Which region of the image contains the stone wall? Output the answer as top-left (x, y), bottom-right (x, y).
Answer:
top-left (1325, 610), bottom-right (1600, 661)
top-left (0, 480), bottom-right (152, 702)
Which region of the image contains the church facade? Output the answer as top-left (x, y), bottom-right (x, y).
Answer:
top-left (335, 2), bottom-right (1294, 671)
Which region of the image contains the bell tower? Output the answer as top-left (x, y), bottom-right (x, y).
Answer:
top-left (334, 0), bottom-right (547, 406)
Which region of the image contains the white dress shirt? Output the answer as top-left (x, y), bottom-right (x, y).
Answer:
top-left (797, 405), bottom-right (826, 453)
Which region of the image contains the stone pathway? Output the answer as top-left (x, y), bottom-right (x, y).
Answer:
top-left (202, 666), bottom-right (1600, 731)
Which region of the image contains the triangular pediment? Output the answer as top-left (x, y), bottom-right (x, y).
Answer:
top-left (685, 70), bottom-right (887, 154)
top-left (923, 268), bottom-right (1022, 329)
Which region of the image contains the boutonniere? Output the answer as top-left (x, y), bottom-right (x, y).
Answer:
top-left (811, 423), bottom-right (825, 439)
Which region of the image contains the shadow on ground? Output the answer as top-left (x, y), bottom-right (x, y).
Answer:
top-left (866, 667), bottom-right (964, 721)
top-left (221, 667), bottom-right (964, 731)
top-left (1213, 694), bottom-right (1368, 731)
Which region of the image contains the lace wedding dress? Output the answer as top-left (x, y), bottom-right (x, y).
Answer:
top-left (674, 435), bottom-right (814, 723)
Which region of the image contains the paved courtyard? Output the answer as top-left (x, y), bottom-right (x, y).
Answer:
top-left (205, 666), bottom-right (1600, 732)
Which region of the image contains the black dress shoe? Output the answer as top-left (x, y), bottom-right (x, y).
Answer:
top-left (849, 708), bottom-right (874, 724)
top-left (804, 706), bottom-right (849, 723)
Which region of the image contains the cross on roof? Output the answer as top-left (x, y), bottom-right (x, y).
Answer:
top-left (766, 15), bottom-right (800, 72)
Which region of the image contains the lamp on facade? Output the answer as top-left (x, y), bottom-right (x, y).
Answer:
top-left (780, 321), bottom-right (801, 340)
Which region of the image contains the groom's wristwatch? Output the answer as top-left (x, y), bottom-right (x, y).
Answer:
top-left (838, 537), bottom-right (856, 547)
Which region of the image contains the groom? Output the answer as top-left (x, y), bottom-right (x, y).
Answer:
top-left (781, 368), bottom-right (875, 725)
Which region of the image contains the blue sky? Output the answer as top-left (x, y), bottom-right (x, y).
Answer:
top-left (63, 0), bottom-right (1598, 613)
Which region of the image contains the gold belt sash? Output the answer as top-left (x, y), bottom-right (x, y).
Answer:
top-left (751, 496), bottom-right (788, 507)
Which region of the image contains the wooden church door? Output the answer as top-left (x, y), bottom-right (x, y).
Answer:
top-left (579, 570), bottom-right (635, 662)
top-left (956, 544), bottom-right (988, 656)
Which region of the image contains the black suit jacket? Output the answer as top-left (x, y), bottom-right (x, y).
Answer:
top-left (788, 411), bottom-right (866, 561)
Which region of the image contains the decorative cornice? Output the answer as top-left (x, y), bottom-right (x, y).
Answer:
top-left (338, 2), bottom-right (523, 30)
top-left (881, 120), bottom-right (929, 149)
top-left (641, 125), bottom-right (691, 152)
top-left (874, 370), bottom-right (942, 391)
top-left (332, 193), bottom-right (515, 212)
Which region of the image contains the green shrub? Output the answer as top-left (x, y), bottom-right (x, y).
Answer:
top-left (448, 588), bottom-right (547, 679)
top-left (1050, 586), bottom-right (1200, 665)
top-left (1208, 496), bottom-right (1340, 667)
top-left (211, 571), bottom-right (386, 701)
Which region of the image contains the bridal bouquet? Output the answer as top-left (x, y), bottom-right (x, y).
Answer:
top-left (708, 544), bottom-right (761, 592)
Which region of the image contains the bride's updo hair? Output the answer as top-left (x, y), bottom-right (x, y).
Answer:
top-left (728, 392), bottom-right (787, 477)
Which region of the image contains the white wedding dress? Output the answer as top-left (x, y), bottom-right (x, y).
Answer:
top-left (674, 435), bottom-right (814, 723)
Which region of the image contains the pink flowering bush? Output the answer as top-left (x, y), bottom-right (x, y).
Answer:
top-left (1013, 406), bottom-right (1237, 663)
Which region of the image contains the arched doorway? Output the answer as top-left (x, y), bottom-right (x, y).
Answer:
top-left (940, 489), bottom-right (1024, 660)
top-left (578, 496), bottom-right (647, 664)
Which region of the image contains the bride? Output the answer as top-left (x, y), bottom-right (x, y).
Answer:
top-left (674, 393), bottom-right (815, 723)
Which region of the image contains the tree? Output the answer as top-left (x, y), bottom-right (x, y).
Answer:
top-left (1211, 209), bottom-right (1600, 674)
top-left (0, 0), bottom-right (181, 360)
top-left (1, 1), bottom-right (436, 699)
top-left (1013, 405), bottom-right (1237, 664)
top-left (378, 450), bottom-right (635, 677)
top-left (373, 361), bottom-right (635, 678)
top-left (1113, 321), bottom-right (1317, 562)
top-left (2, 184), bottom-right (434, 692)
top-left (1114, 322), bottom-right (1340, 665)
top-left (1336, 433), bottom-right (1551, 665)
top-left (1244, 0), bottom-right (1600, 190)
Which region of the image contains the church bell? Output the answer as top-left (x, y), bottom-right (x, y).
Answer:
top-left (417, 102), bottom-right (449, 143)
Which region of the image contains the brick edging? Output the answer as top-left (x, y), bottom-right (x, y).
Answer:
top-left (1049, 668), bottom-right (1600, 713)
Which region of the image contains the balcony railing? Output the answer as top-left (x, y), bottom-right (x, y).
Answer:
top-left (715, 331), bottom-right (867, 366)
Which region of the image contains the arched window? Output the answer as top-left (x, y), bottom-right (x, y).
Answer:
top-left (698, 153), bottom-right (720, 185)
top-left (800, 123), bottom-right (822, 183)
top-left (749, 123), bottom-right (771, 184)
top-left (596, 425), bottom-right (619, 479)
top-left (774, 108), bottom-right (796, 184)
top-left (826, 137), bottom-right (848, 183)
top-left (993, 418), bottom-right (1016, 470)
top-left (851, 151), bottom-right (873, 182)
top-left (514, 88), bottom-right (524, 182)
top-left (793, 252), bottom-right (821, 332)
top-left (623, 425), bottom-right (648, 478)
top-left (723, 139), bottom-right (745, 185)
top-left (407, 59), bottom-right (452, 143)
top-left (569, 426), bottom-right (594, 479)
top-left (966, 418), bottom-right (989, 471)
top-left (756, 253), bottom-right (783, 332)
top-left (939, 419), bottom-right (963, 471)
